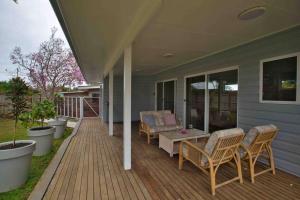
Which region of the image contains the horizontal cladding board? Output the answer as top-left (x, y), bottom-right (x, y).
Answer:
top-left (276, 132), bottom-right (300, 146)
top-left (239, 102), bottom-right (300, 114)
top-left (238, 109), bottom-right (300, 124)
top-left (238, 116), bottom-right (300, 134)
top-left (272, 159), bottom-right (300, 177)
top-left (273, 147), bottom-right (300, 166)
top-left (273, 140), bottom-right (300, 155)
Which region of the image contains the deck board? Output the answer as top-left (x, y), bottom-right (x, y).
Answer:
top-left (43, 118), bottom-right (300, 200)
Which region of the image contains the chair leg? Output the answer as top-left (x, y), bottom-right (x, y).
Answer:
top-left (179, 143), bottom-right (183, 170)
top-left (268, 145), bottom-right (276, 175)
top-left (209, 166), bottom-right (216, 196)
top-left (248, 157), bottom-right (255, 183)
top-left (147, 134), bottom-right (151, 144)
top-left (236, 155), bottom-right (243, 184)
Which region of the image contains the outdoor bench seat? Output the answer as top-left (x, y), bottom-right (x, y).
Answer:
top-left (139, 110), bottom-right (182, 144)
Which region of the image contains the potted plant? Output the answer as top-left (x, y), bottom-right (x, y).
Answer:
top-left (47, 94), bottom-right (68, 139)
top-left (48, 116), bottom-right (67, 139)
top-left (27, 100), bottom-right (56, 156)
top-left (0, 77), bottom-right (36, 193)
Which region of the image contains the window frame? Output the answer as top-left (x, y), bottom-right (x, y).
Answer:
top-left (259, 52), bottom-right (300, 105)
top-left (155, 78), bottom-right (177, 113)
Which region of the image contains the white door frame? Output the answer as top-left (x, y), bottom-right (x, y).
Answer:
top-left (155, 78), bottom-right (177, 113)
top-left (183, 66), bottom-right (239, 133)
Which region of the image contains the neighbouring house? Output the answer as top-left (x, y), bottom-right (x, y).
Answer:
top-left (57, 85), bottom-right (102, 118)
top-left (59, 85), bottom-right (102, 98)
top-left (50, 0), bottom-right (300, 178)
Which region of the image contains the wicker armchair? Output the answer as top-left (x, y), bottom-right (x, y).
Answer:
top-left (240, 124), bottom-right (278, 183)
top-left (179, 128), bottom-right (245, 195)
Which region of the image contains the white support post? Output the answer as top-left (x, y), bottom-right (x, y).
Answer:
top-left (109, 70), bottom-right (114, 136)
top-left (123, 45), bottom-right (132, 170)
top-left (80, 97), bottom-right (84, 118)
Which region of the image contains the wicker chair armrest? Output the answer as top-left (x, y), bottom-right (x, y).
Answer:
top-left (140, 121), bottom-right (151, 132)
top-left (182, 140), bottom-right (212, 163)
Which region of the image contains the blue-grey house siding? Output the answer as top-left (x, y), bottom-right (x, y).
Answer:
top-left (152, 26), bottom-right (300, 176)
top-left (103, 26), bottom-right (300, 176)
top-left (103, 75), bottom-right (155, 122)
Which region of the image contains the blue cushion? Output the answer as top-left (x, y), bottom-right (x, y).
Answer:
top-left (143, 115), bottom-right (156, 127)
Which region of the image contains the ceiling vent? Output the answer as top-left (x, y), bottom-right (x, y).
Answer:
top-left (238, 6), bottom-right (266, 20)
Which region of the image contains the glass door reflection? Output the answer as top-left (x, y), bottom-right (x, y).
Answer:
top-left (185, 75), bottom-right (205, 130)
top-left (208, 70), bottom-right (238, 132)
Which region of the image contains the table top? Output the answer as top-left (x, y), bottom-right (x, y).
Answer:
top-left (159, 129), bottom-right (209, 141)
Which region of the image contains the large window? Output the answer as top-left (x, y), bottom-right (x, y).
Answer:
top-left (260, 53), bottom-right (300, 104)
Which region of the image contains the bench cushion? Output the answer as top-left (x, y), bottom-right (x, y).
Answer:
top-left (240, 124), bottom-right (277, 158)
top-left (202, 128), bottom-right (244, 165)
top-left (143, 114), bottom-right (156, 128)
top-left (140, 110), bottom-right (172, 126)
top-left (149, 125), bottom-right (183, 134)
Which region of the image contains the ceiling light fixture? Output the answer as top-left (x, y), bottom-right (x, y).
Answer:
top-left (238, 6), bottom-right (266, 20)
top-left (162, 53), bottom-right (174, 58)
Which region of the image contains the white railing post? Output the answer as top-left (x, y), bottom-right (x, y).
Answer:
top-left (59, 101), bottom-right (62, 115)
top-left (56, 101), bottom-right (58, 116)
top-left (63, 97), bottom-right (66, 116)
top-left (71, 97), bottom-right (74, 118)
top-left (80, 97), bottom-right (84, 118)
top-left (67, 97), bottom-right (70, 117)
top-left (76, 97), bottom-right (78, 118)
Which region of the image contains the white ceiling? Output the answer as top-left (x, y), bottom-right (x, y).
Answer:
top-left (55, 0), bottom-right (300, 80)
top-left (132, 0), bottom-right (300, 75)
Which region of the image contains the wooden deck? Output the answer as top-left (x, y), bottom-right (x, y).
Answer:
top-left (42, 118), bottom-right (300, 200)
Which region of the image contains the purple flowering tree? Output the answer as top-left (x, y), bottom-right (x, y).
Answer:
top-left (10, 27), bottom-right (85, 100)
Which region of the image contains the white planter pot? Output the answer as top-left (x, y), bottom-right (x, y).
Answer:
top-left (0, 140), bottom-right (36, 193)
top-left (48, 119), bottom-right (67, 139)
top-left (28, 126), bottom-right (55, 156)
top-left (57, 116), bottom-right (69, 123)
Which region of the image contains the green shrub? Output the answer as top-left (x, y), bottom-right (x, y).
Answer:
top-left (32, 100), bottom-right (55, 127)
top-left (5, 77), bottom-right (28, 146)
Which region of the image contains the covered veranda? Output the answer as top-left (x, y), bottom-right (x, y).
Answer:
top-left (40, 0), bottom-right (300, 199)
top-left (29, 118), bottom-right (300, 199)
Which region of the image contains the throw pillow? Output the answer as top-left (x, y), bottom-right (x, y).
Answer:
top-left (164, 114), bottom-right (177, 126)
top-left (143, 115), bottom-right (156, 127)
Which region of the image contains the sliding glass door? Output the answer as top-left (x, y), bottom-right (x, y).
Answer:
top-left (156, 82), bottom-right (164, 110)
top-left (185, 69), bottom-right (238, 133)
top-left (156, 80), bottom-right (176, 113)
top-left (185, 75), bottom-right (206, 130)
top-left (208, 70), bottom-right (238, 132)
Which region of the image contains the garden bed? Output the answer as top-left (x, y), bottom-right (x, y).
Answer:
top-left (0, 118), bottom-right (72, 200)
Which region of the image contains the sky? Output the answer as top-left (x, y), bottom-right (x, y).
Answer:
top-left (0, 0), bottom-right (69, 81)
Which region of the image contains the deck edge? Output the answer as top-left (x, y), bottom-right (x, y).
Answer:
top-left (28, 118), bottom-right (83, 200)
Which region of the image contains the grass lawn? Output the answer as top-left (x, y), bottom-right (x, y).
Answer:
top-left (0, 118), bottom-right (73, 200)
